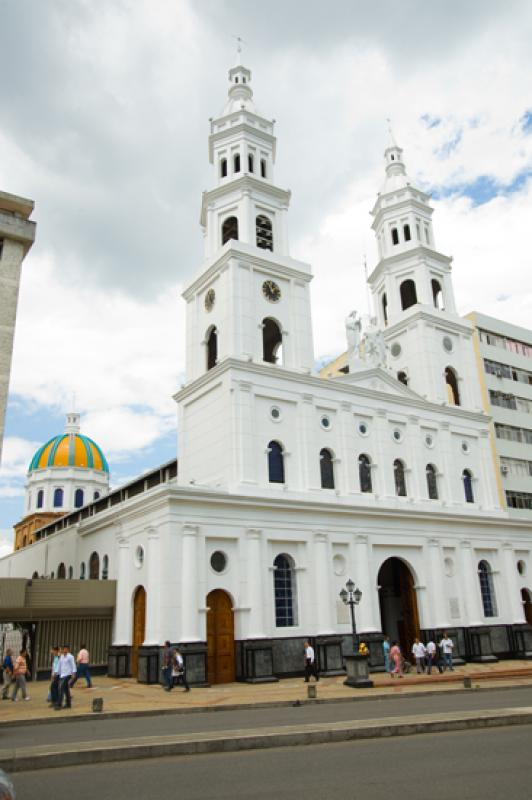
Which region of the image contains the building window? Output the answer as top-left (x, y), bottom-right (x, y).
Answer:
top-left (262, 318), bottom-right (282, 364)
top-left (37, 489), bottom-right (44, 509)
top-left (248, 153), bottom-right (254, 173)
top-left (358, 454), bottom-right (372, 493)
top-left (394, 459), bottom-right (407, 497)
top-left (233, 153), bottom-right (241, 173)
top-left (426, 464), bottom-right (438, 500)
top-left (256, 215), bottom-right (273, 251)
top-left (220, 158), bottom-right (227, 178)
top-left (102, 555), bottom-right (109, 580)
top-left (432, 279), bottom-right (444, 309)
top-left (320, 448), bottom-right (335, 489)
top-left (400, 279), bottom-right (418, 310)
top-left (268, 440), bottom-right (285, 483)
top-left (53, 488), bottom-right (63, 508)
top-left (403, 224), bottom-right (411, 241)
top-left (222, 216), bottom-right (238, 245)
top-left (382, 292), bottom-right (388, 326)
top-left (260, 158), bottom-right (267, 178)
top-left (391, 227), bottom-right (399, 246)
top-left (57, 563), bottom-right (66, 579)
top-left (506, 490), bottom-right (532, 509)
top-left (206, 326), bottom-right (218, 370)
top-left (74, 488), bottom-right (84, 508)
top-left (68, 566), bottom-right (73, 579)
top-left (89, 551), bottom-right (100, 580)
top-left (0, 239), bottom-right (3, 259)
top-left (273, 553), bottom-right (297, 626)
top-left (445, 367), bottom-right (460, 405)
top-left (94, 491), bottom-right (100, 500)
top-left (478, 560), bottom-right (498, 617)
top-left (463, 469), bottom-right (474, 503)
top-left (80, 562), bottom-right (86, 580)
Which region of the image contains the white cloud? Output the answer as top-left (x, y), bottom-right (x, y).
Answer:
top-left (0, 530), bottom-right (14, 558)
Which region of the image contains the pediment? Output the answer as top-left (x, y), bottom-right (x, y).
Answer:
top-left (330, 367), bottom-right (425, 401)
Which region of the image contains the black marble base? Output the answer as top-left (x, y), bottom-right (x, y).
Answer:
top-left (107, 645), bottom-right (131, 678)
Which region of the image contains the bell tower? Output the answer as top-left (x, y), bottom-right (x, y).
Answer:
top-left (368, 135), bottom-right (482, 410)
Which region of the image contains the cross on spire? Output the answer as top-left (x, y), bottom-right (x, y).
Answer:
top-left (232, 35), bottom-right (246, 63)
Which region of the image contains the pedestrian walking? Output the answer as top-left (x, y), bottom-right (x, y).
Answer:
top-left (172, 649), bottom-right (190, 692)
top-left (382, 636), bottom-right (391, 674)
top-left (426, 639), bottom-right (441, 674)
top-left (439, 632), bottom-right (454, 671)
top-left (55, 645), bottom-right (76, 710)
top-left (70, 644), bottom-right (92, 688)
top-left (411, 638), bottom-right (427, 673)
top-left (47, 646), bottom-right (60, 706)
top-left (1, 650), bottom-right (14, 700)
top-left (162, 640), bottom-right (173, 691)
top-left (303, 640), bottom-right (319, 682)
top-left (390, 641), bottom-right (404, 678)
top-left (11, 649), bottom-right (30, 701)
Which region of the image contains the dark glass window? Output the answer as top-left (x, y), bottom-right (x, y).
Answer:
top-left (382, 292), bottom-right (388, 325)
top-left (394, 459), bottom-right (407, 496)
top-left (248, 153), bottom-right (254, 172)
top-left (260, 159), bottom-right (267, 178)
top-left (478, 560), bottom-right (497, 617)
top-left (53, 488), bottom-right (63, 508)
top-left (359, 454), bottom-right (372, 493)
top-left (220, 158), bottom-right (227, 178)
top-left (403, 224), bottom-right (411, 241)
top-left (37, 489), bottom-right (44, 509)
top-left (74, 488), bottom-right (84, 508)
top-left (273, 554), bottom-right (297, 626)
top-left (268, 441), bottom-right (285, 483)
top-left (89, 551), bottom-right (100, 580)
top-left (426, 464), bottom-right (438, 500)
top-left (391, 228), bottom-right (399, 245)
top-left (234, 153), bottom-right (241, 173)
top-left (320, 448), bottom-right (335, 489)
top-left (463, 469), bottom-right (474, 503)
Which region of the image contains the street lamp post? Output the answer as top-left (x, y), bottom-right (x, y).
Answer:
top-left (339, 578), bottom-right (362, 652)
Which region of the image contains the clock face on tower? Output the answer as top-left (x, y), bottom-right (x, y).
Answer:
top-left (262, 279), bottom-right (281, 302)
top-left (204, 288), bottom-right (215, 311)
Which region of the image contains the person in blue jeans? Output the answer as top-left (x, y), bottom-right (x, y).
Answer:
top-left (439, 632), bottom-right (454, 671)
top-left (70, 645), bottom-right (92, 688)
top-left (161, 641), bottom-right (173, 691)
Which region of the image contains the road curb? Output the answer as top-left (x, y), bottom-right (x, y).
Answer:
top-left (2, 680), bottom-right (532, 729)
top-left (1, 706), bottom-right (532, 773)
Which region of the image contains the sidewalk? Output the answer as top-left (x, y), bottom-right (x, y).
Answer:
top-left (2, 659), bottom-right (532, 725)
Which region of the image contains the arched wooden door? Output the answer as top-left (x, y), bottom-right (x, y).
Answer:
top-left (206, 589), bottom-right (235, 684)
top-left (522, 589), bottom-right (532, 625)
top-left (378, 558), bottom-right (420, 659)
top-left (131, 586), bottom-right (146, 678)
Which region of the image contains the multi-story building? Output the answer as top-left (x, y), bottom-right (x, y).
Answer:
top-left (0, 190), bottom-right (36, 464)
top-left (466, 312), bottom-right (532, 517)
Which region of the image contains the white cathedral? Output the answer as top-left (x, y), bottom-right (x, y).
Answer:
top-left (2, 61), bottom-right (532, 684)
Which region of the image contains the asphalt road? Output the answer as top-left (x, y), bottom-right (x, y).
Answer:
top-left (11, 724), bottom-right (532, 800)
top-left (4, 685), bottom-right (532, 749)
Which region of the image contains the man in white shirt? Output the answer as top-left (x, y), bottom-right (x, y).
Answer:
top-left (411, 638), bottom-right (426, 673)
top-left (55, 645), bottom-right (77, 710)
top-left (303, 640), bottom-right (319, 683)
top-left (439, 632), bottom-right (454, 671)
top-left (426, 639), bottom-right (443, 674)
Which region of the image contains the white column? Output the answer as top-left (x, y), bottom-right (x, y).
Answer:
top-left (113, 536), bottom-right (131, 645)
top-left (245, 529), bottom-right (266, 638)
top-left (313, 533), bottom-right (334, 633)
top-left (143, 527), bottom-right (161, 645)
top-left (426, 538), bottom-right (449, 628)
top-left (502, 542), bottom-right (525, 623)
top-left (352, 534), bottom-right (379, 632)
top-left (338, 402), bottom-right (352, 495)
top-left (373, 409), bottom-right (394, 498)
top-left (478, 431), bottom-right (500, 510)
top-left (181, 524), bottom-right (201, 641)
top-left (240, 190), bottom-right (252, 244)
top-left (458, 540), bottom-right (483, 626)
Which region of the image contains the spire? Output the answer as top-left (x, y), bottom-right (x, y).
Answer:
top-left (64, 411), bottom-right (81, 434)
top-left (223, 61), bottom-right (255, 115)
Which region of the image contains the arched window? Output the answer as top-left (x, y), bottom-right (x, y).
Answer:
top-left (233, 153), bottom-right (241, 173)
top-left (260, 158), bottom-right (267, 178)
top-left (432, 278), bottom-right (444, 309)
top-left (248, 153), bottom-right (254, 173)
top-left (222, 216), bottom-right (238, 245)
top-left (463, 469), bottom-right (474, 503)
top-left (220, 158), bottom-right (227, 178)
top-left (57, 563), bottom-right (66, 580)
top-left (397, 371), bottom-right (408, 386)
top-left (400, 279), bottom-right (418, 310)
top-left (358, 454), bottom-right (372, 493)
top-left (37, 489), bottom-right (44, 509)
top-left (267, 441), bottom-right (285, 484)
top-left (102, 555), bottom-right (109, 580)
top-left (206, 326), bottom-right (218, 370)
top-left (68, 566), bottom-right (73, 579)
top-left (403, 224), bottom-right (411, 241)
top-left (391, 227), bottom-right (399, 245)
top-left (262, 318), bottom-right (282, 364)
top-left (256, 215), bottom-right (273, 251)
top-left (74, 488), bottom-right (84, 508)
top-left (382, 292), bottom-right (388, 326)
top-left (320, 448), bottom-right (335, 490)
top-left (89, 552), bottom-right (100, 580)
top-left (445, 367), bottom-right (460, 405)
top-left (80, 562), bottom-right (86, 580)
top-left (394, 459), bottom-right (407, 497)
top-left (426, 464), bottom-right (438, 500)
top-left (273, 553), bottom-right (297, 626)
top-left (53, 487), bottom-right (63, 508)
top-left (478, 560), bottom-right (498, 617)
top-left (94, 491), bottom-right (100, 501)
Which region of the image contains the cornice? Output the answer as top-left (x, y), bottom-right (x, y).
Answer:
top-left (368, 246), bottom-right (452, 285)
top-left (382, 307), bottom-right (475, 337)
top-left (208, 120), bottom-right (276, 162)
top-left (200, 175), bottom-right (291, 224)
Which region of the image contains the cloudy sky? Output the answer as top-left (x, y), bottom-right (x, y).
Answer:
top-left (1, 0), bottom-right (532, 551)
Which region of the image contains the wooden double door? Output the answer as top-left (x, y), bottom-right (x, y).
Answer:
top-left (206, 589), bottom-right (235, 684)
top-left (131, 586), bottom-right (146, 677)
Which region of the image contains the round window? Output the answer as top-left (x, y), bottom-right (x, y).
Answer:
top-left (443, 336), bottom-right (453, 353)
top-left (461, 441), bottom-right (470, 454)
top-left (135, 546), bottom-right (144, 568)
top-left (320, 415), bottom-right (331, 430)
top-left (444, 557), bottom-right (454, 577)
top-left (425, 434), bottom-right (434, 448)
top-left (517, 560), bottom-right (526, 576)
top-left (270, 406), bottom-right (281, 421)
top-left (333, 554), bottom-right (347, 576)
top-left (393, 429), bottom-right (403, 442)
top-left (358, 422), bottom-right (369, 436)
top-left (210, 551), bottom-right (227, 573)
top-left (390, 342), bottom-right (402, 358)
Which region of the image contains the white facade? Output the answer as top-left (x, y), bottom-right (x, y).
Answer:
top-left (1, 62), bottom-right (531, 677)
